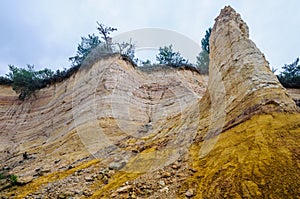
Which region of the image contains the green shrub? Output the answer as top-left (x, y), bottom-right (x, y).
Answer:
top-left (7, 65), bottom-right (54, 100)
top-left (10, 174), bottom-right (18, 185)
top-left (69, 23), bottom-right (124, 67)
top-left (156, 45), bottom-right (189, 67)
top-left (0, 76), bottom-right (13, 85)
top-left (69, 34), bottom-right (102, 66)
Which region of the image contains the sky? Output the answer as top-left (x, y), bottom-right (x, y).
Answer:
top-left (0, 0), bottom-right (299, 75)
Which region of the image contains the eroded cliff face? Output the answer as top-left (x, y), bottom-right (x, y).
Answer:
top-left (0, 56), bottom-right (207, 198)
top-left (207, 6), bottom-right (296, 130)
top-left (0, 6), bottom-right (299, 199)
top-left (188, 6), bottom-right (300, 198)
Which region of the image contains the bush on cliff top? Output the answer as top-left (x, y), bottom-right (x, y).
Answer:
top-left (6, 65), bottom-right (54, 100)
top-left (0, 76), bottom-right (13, 85)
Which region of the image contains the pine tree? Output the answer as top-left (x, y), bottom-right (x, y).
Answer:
top-left (196, 28), bottom-right (211, 74)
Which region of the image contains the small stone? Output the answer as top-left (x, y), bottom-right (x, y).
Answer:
top-left (40, 168), bottom-right (51, 175)
top-left (83, 190), bottom-right (92, 197)
top-left (96, 173), bottom-right (103, 180)
top-left (58, 194), bottom-right (66, 199)
top-left (108, 161), bottom-right (126, 170)
top-left (92, 174), bottom-right (97, 179)
top-left (189, 168), bottom-right (198, 173)
top-left (18, 176), bottom-right (33, 185)
top-left (116, 185), bottom-right (132, 193)
top-left (107, 169), bottom-right (115, 177)
top-left (158, 180), bottom-right (165, 187)
top-left (159, 186), bottom-right (169, 193)
top-left (185, 188), bottom-right (196, 197)
top-left (161, 172), bottom-right (171, 178)
top-left (84, 176), bottom-right (94, 182)
top-left (131, 192), bottom-right (137, 198)
top-left (176, 173), bottom-right (185, 178)
top-left (102, 176), bottom-right (109, 184)
top-left (74, 190), bottom-right (82, 195)
top-left (171, 163), bottom-right (180, 169)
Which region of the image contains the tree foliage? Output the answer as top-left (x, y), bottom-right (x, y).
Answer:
top-left (156, 45), bottom-right (188, 67)
top-left (10, 174), bottom-right (18, 185)
top-left (70, 23), bottom-right (135, 66)
top-left (196, 28), bottom-right (211, 75)
top-left (201, 28), bottom-right (212, 54)
top-left (115, 40), bottom-right (135, 61)
top-left (97, 22), bottom-right (117, 51)
top-left (196, 50), bottom-right (209, 74)
top-left (7, 65), bottom-right (54, 100)
top-left (141, 59), bottom-right (152, 66)
top-left (277, 58), bottom-right (300, 88)
top-left (0, 76), bottom-right (13, 85)
top-left (1, 62), bottom-right (82, 100)
top-left (0, 23), bottom-right (138, 101)
top-left (69, 34), bottom-right (101, 66)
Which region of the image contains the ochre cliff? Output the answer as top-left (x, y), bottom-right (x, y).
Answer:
top-left (1, 6), bottom-right (299, 199)
top-left (188, 6), bottom-right (300, 198)
top-left (0, 55), bottom-right (207, 198)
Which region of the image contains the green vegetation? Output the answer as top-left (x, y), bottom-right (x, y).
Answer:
top-left (141, 59), bottom-right (152, 66)
top-left (69, 34), bottom-right (102, 66)
top-left (0, 76), bottom-right (13, 85)
top-left (196, 28), bottom-right (211, 75)
top-left (196, 50), bottom-right (209, 74)
top-left (0, 172), bottom-right (18, 186)
top-left (10, 174), bottom-right (18, 185)
top-left (7, 65), bottom-right (54, 100)
top-left (5, 64), bottom-right (82, 100)
top-left (277, 58), bottom-right (300, 88)
top-left (201, 28), bottom-right (211, 54)
top-left (156, 45), bottom-right (189, 67)
top-left (0, 23), bottom-right (212, 101)
top-left (69, 22), bottom-right (134, 67)
top-left (0, 172), bottom-right (4, 180)
top-left (0, 22), bottom-right (136, 100)
top-left (69, 23), bottom-right (117, 67)
top-left (2, 21), bottom-right (298, 102)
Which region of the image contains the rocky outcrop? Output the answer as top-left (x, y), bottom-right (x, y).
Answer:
top-left (0, 6), bottom-right (299, 199)
top-left (207, 5), bottom-right (297, 130)
top-left (188, 6), bottom-right (300, 198)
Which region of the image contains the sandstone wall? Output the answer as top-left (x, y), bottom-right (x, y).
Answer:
top-left (204, 6), bottom-right (297, 132)
top-left (0, 55), bottom-right (206, 178)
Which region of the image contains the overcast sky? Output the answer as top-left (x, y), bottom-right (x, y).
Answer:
top-left (0, 0), bottom-right (299, 75)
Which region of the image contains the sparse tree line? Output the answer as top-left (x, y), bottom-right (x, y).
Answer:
top-left (0, 23), bottom-right (136, 100)
top-left (0, 22), bottom-right (211, 100)
top-left (0, 22), bottom-right (299, 100)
